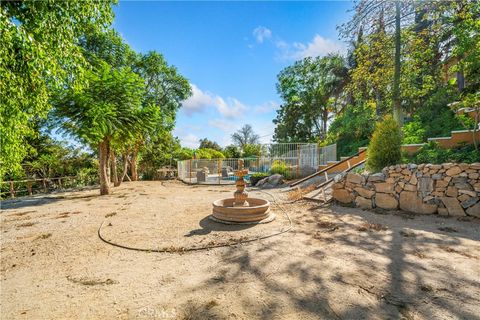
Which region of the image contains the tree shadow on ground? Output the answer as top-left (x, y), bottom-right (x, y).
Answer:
top-left (178, 202), bottom-right (480, 319)
top-left (184, 215), bottom-right (256, 237)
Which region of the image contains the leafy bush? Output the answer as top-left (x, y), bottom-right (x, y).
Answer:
top-left (249, 172), bottom-right (269, 186)
top-left (402, 116), bottom-right (426, 144)
top-left (223, 145), bottom-right (241, 158)
top-left (195, 148), bottom-right (225, 159)
top-left (242, 144), bottom-right (262, 158)
top-left (173, 147), bottom-right (194, 160)
top-left (270, 160), bottom-right (292, 179)
top-left (407, 141), bottom-right (480, 164)
top-left (367, 115), bottom-right (402, 172)
top-left (76, 167), bottom-right (98, 186)
top-left (401, 88), bottom-right (464, 144)
top-left (324, 102), bottom-right (376, 157)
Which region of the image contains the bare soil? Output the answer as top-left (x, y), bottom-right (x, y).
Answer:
top-left (1, 181), bottom-right (479, 320)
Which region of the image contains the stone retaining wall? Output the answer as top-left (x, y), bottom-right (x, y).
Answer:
top-left (332, 163), bottom-right (480, 218)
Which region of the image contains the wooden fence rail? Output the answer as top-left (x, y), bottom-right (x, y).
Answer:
top-left (0, 175), bottom-right (98, 199)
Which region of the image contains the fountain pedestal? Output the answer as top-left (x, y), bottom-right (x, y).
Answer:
top-left (211, 160), bottom-right (274, 224)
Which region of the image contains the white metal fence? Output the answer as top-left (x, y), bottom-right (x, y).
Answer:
top-left (177, 143), bottom-right (336, 185)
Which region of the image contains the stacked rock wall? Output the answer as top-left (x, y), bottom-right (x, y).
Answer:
top-left (332, 163), bottom-right (480, 218)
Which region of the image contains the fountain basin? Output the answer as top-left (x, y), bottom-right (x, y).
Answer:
top-left (211, 198), bottom-right (274, 224)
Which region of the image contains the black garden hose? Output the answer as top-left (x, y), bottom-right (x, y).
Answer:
top-left (97, 189), bottom-right (293, 253)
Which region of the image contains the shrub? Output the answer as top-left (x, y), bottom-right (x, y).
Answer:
top-left (249, 172), bottom-right (269, 186)
top-left (270, 160), bottom-right (291, 178)
top-left (324, 102), bottom-right (376, 157)
top-left (407, 141), bottom-right (480, 164)
top-left (367, 115), bottom-right (402, 172)
top-left (195, 148), bottom-right (225, 159)
top-left (242, 144), bottom-right (262, 158)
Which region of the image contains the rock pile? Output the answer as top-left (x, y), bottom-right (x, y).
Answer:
top-left (256, 174), bottom-right (285, 189)
top-left (332, 163), bottom-right (480, 218)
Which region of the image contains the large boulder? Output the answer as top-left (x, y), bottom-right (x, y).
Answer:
top-left (399, 191), bottom-right (437, 214)
top-left (355, 196), bottom-right (372, 209)
top-left (346, 173), bottom-right (365, 185)
top-left (466, 202), bottom-right (480, 218)
top-left (367, 173), bottom-right (386, 183)
top-left (441, 197), bottom-right (466, 216)
top-left (354, 187), bottom-right (375, 199)
top-left (255, 174), bottom-right (285, 188)
top-left (375, 193), bottom-right (398, 210)
top-left (374, 183), bottom-right (394, 194)
top-left (333, 188), bottom-right (354, 204)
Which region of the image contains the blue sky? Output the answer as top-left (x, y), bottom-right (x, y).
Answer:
top-left (113, 1), bottom-right (352, 148)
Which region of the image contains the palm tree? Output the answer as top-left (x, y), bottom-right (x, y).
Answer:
top-left (53, 62), bottom-right (148, 195)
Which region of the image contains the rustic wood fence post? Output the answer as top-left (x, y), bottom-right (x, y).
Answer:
top-left (27, 181), bottom-right (33, 195)
top-left (9, 181), bottom-right (15, 198)
top-left (42, 179), bottom-right (48, 193)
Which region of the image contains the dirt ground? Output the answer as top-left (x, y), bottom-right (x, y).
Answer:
top-left (1, 181), bottom-right (479, 320)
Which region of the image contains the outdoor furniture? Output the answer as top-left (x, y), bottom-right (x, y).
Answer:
top-left (196, 168), bottom-right (209, 182)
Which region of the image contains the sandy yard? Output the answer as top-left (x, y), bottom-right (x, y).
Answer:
top-left (0, 180), bottom-right (479, 320)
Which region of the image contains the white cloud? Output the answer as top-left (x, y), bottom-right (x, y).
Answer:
top-left (292, 35), bottom-right (345, 59)
top-left (180, 133), bottom-right (200, 149)
top-left (253, 26), bottom-right (272, 43)
top-left (254, 101), bottom-right (280, 114)
top-left (214, 96), bottom-right (248, 119)
top-left (182, 84), bottom-right (247, 119)
top-left (182, 84), bottom-right (215, 115)
top-left (178, 84), bottom-right (279, 147)
top-left (208, 119), bottom-right (235, 132)
top-left (276, 34), bottom-right (346, 61)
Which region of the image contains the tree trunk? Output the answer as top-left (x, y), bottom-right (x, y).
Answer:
top-left (118, 153), bottom-right (129, 186)
top-left (322, 110), bottom-right (328, 140)
top-left (392, 0), bottom-right (403, 127)
top-left (111, 150), bottom-right (120, 187)
top-left (98, 139), bottom-right (111, 195)
top-left (131, 150), bottom-right (139, 181)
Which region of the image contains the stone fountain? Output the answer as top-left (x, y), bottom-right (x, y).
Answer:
top-left (211, 160), bottom-right (275, 224)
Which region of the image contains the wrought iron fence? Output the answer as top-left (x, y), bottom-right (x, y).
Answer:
top-left (177, 143), bottom-right (336, 185)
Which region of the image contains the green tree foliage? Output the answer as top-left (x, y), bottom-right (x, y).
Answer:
top-left (231, 124), bottom-right (260, 147)
top-left (0, 0), bottom-right (114, 177)
top-left (324, 103), bottom-right (376, 157)
top-left (348, 23), bottom-right (394, 114)
top-left (407, 142), bottom-right (480, 164)
top-left (127, 51), bottom-right (191, 180)
top-left (195, 148), bottom-right (225, 159)
top-left (242, 144), bottom-right (262, 158)
top-left (274, 54), bottom-right (348, 142)
top-left (53, 62), bottom-right (150, 194)
top-left (402, 89), bottom-right (463, 144)
top-left (199, 138), bottom-right (222, 151)
top-left (173, 147), bottom-right (195, 161)
top-left (271, 0), bottom-right (479, 160)
top-left (223, 145), bottom-right (242, 158)
top-left (367, 116), bottom-right (402, 172)
top-left (270, 160), bottom-right (291, 179)
top-left (24, 135), bottom-right (96, 180)
top-left (139, 132), bottom-right (182, 178)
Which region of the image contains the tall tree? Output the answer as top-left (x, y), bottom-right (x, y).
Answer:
top-left (339, 0), bottom-right (415, 126)
top-left (273, 54), bottom-right (348, 142)
top-left (199, 138), bottom-right (222, 151)
top-left (53, 63), bottom-right (149, 195)
top-left (231, 124), bottom-right (260, 147)
top-left (0, 0), bottom-right (114, 178)
top-left (127, 51), bottom-right (191, 180)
